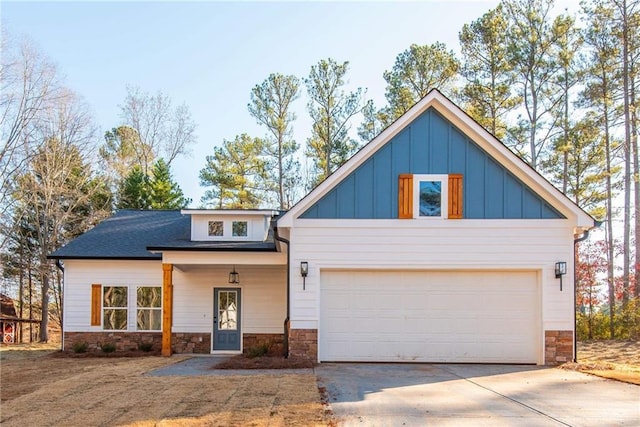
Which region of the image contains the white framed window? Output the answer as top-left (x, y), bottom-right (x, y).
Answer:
top-left (136, 287), bottom-right (162, 331)
top-left (208, 220), bottom-right (223, 236)
top-left (103, 286), bottom-right (128, 330)
top-left (413, 174), bottom-right (448, 219)
top-left (232, 221), bottom-right (248, 237)
top-left (100, 285), bottom-right (162, 331)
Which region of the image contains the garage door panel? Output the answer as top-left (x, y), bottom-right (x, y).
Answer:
top-left (319, 270), bottom-right (539, 363)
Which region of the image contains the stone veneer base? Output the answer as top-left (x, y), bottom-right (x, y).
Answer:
top-left (288, 328), bottom-right (318, 361)
top-left (545, 330), bottom-right (573, 365)
top-left (64, 331), bottom-right (284, 355)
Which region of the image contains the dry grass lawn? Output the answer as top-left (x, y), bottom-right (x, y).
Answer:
top-left (0, 344), bottom-right (329, 427)
top-left (569, 340), bottom-right (640, 385)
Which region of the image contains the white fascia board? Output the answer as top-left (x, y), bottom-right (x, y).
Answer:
top-left (181, 209), bottom-right (279, 217)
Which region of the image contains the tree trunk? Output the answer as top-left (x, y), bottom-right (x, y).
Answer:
top-left (621, 0), bottom-right (632, 312)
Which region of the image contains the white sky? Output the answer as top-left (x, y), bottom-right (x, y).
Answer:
top-left (2, 0), bottom-right (581, 205)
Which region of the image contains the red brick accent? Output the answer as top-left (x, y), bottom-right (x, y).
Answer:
top-left (64, 332), bottom-right (161, 353)
top-left (243, 333), bottom-right (284, 356)
top-left (545, 330), bottom-right (573, 365)
top-left (288, 328), bottom-right (317, 361)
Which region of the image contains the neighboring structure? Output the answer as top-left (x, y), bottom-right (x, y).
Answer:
top-left (0, 293), bottom-right (40, 344)
top-left (50, 90), bottom-right (595, 364)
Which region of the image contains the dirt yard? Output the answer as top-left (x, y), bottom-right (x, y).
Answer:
top-left (572, 340), bottom-right (640, 385)
top-left (1, 341), bottom-right (637, 426)
top-left (0, 345), bottom-right (329, 427)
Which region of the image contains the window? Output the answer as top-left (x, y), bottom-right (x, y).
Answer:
top-left (413, 174), bottom-right (448, 219)
top-left (208, 221), bottom-right (223, 236)
top-left (103, 286), bottom-right (127, 330)
top-left (136, 287), bottom-right (162, 331)
top-left (97, 285), bottom-right (162, 331)
top-left (232, 221), bottom-right (248, 237)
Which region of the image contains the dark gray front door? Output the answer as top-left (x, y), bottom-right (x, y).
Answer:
top-left (213, 288), bottom-right (241, 351)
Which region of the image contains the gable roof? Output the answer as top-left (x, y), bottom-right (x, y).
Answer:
top-left (278, 89), bottom-right (595, 231)
top-left (49, 210), bottom-right (278, 261)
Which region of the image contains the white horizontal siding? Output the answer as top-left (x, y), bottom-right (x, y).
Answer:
top-left (63, 261), bottom-right (286, 335)
top-left (172, 266), bottom-right (286, 334)
top-left (63, 260), bottom-right (162, 332)
top-left (287, 219), bottom-right (575, 334)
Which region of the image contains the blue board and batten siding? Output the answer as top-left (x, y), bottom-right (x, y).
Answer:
top-left (301, 108), bottom-right (564, 220)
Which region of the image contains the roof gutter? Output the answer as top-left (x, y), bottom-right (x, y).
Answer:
top-left (572, 221), bottom-right (600, 362)
top-left (273, 226), bottom-right (290, 358)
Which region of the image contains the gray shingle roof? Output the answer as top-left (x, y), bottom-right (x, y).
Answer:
top-left (48, 210), bottom-right (276, 260)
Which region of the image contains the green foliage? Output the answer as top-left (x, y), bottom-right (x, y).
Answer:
top-left (305, 58), bottom-right (363, 186)
top-left (138, 342), bottom-right (154, 352)
top-left (459, 4), bottom-right (518, 140)
top-left (577, 298), bottom-right (640, 341)
top-left (100, 342), bottom-right (116, 353)
top-left (248, 73), bottom-right (301, 209)
top-left (199, 134), bottom-right (268, 208)
top-left (72, 341), bottom-right (88, 353)
top-left (383, 43), bottom-right (459, 122)
top-left (116, 159), bottom-right (189, 209)
top-left (246, 343), bottom-right (270, 358)
top-left (149, 159), bottom-right (190, 209)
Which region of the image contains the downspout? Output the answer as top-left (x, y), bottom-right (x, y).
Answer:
top-left (273, 226), bottom-right (290, 358)
top-left (54, 259), bottom-right (65, 351)
top-left (572, 222), bottom-right (599, 362)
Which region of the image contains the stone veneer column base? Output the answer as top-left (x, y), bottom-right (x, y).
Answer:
top-left (288, 329), bottom-right (318, 361)
top-left (545, 330), bottom-right (573, 365)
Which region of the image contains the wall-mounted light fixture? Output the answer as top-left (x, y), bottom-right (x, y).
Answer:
top-left (555, 261), bottom-right (567, 291)
top-left (300, 261), bottom-right (308, 290)
top-left (229, 266), bottom-right (240, 284)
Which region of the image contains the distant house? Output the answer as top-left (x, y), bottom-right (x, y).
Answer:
top-left (0, 294), bottom-right (39, 344)
top-left (49, 90), bottom-right (595, 364)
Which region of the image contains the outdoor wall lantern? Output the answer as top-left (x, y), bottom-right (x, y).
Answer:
top-left (229, 266), bottom-right (240, 284)
top-left (300, 261), bottom-right (309, 290)
top-left (555, 261), bottom-right (567, 291)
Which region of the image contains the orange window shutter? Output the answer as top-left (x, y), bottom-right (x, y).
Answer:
top-left (448, 174), bottom-right (463, 219)
top-left (398, 174), bottom-right (413, 219)
top-left (91, 284), bottom-right (101, 326)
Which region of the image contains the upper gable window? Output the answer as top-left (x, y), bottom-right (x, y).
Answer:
top-left (208, 221), bottom-right (223, 237)
top-left (414, 175), bottom-right (448, 219)
top-left (232, 221), bottom-right (248, 237)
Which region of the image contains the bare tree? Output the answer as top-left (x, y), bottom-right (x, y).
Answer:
top-left (14, 88), bottom-right (111, 342)
top-left (0, 35), bottom-right (63, 248)
top-left (118, 86), bottom-right (196, 175)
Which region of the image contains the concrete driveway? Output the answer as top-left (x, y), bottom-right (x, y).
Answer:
top-left (316, 363), bottom-right (639, 426)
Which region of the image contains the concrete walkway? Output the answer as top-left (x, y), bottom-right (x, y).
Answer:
top-left (316, 363), bottom-right (640, 426)
top-left (146, 356), bottom-right (314, 376)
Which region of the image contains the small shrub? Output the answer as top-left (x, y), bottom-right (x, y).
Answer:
top-left (138, 342), bottom-right (154, 352)
top-left (246, 343), bottom-right (270, 358)
top-left (100, 342), bottom-right (116, 353)
top-left (72, 342), bottom-right (88, 353)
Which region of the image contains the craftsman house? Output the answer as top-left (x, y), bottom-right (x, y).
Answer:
top-left (49, 90), bottom-right (595, 365)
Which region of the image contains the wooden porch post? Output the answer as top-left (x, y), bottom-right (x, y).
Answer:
top-left (161, 263), bottom-right (173, 356)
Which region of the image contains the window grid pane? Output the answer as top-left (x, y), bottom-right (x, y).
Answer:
top-left (419, 181), bottom-right (442, 216)
top-left (232, 221), bottom-right (247, 237)
top-left (208, 221), bottom-right (223, 236)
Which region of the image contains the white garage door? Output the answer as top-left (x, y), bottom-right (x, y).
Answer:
top-left (320, 270), bottom-right (539, 363)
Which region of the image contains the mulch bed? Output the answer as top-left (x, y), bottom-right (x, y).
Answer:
top-left (213, 355), bottom-right (317, 370)
top-left (49, 350), bottom-right (161, 358)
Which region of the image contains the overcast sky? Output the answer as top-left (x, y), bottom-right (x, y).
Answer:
top-left (4, 0), bottom-right (579, 205)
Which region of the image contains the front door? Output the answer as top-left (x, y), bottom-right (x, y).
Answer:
top-left (213, 288), bottom-right (241, 351)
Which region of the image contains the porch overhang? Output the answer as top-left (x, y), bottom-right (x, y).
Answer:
top-left (159, 250), bottom-right (287, 268)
